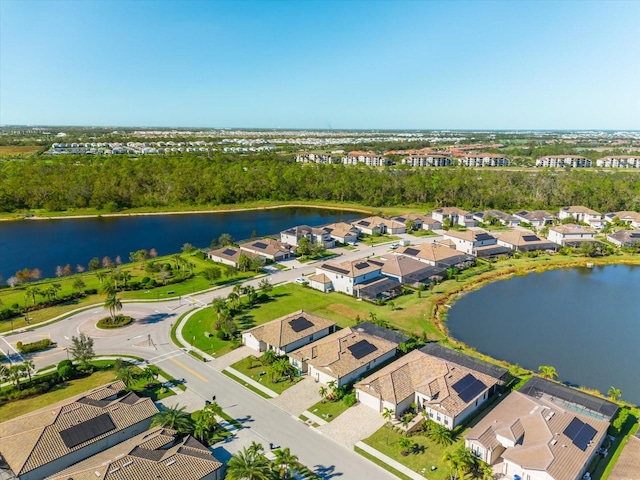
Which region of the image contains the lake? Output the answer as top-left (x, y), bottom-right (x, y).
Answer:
top-left (446, 264), bottom-right (640, 405)
top-left (0, 207), bottom-right (364, 282)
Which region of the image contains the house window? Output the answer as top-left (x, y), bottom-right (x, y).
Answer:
top-left (429, 411), bottom-right (433, 418)
top-left (366, 364), bottom-right (370, 371)
top-left (309, 335), bottom-right (314, 341)
top-left (437, 414), bottom-right (441, 421)
top-left (444, 418), bottom-right (449, 425)
top-left (475, 399), bottom-right (478, 406)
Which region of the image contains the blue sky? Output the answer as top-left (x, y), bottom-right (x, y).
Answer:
top-left (1, 0), bottom-right (639, 130)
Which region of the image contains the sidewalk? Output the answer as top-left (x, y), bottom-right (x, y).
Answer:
top-left (355, 441), bottom-right (431, 480)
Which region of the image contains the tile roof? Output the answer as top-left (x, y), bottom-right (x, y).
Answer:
top-left (607, 435), bottom-right (640, 480)
top-left (513, 210), bottom-right (554, 222)
top-left (380, 255), bottom-right (443, 280)
top-left (322, 222), bottom-right (360, 239)
top-left (356, 349), bottom-right (499, 419)
top-left (240, 238), bottom-right (292, 256)
top-left (607, 211), bottom-right (640, 223)
top-left (432, 207), bottom-right (469, 216)
top-left (495, 230), bottom-right (558, 249)
top-left (308, 273), bottom-right (332, 284)
top-left (0, 382), bottom-right (158, 477)
top-left (208, 246), bottom-right (258, 262)
top-left (318, 258), bottom-right (383, 278)
top-left (466, 391), bottom-right (610, 480)
top-left (561, 205), bottom-right (601, 215)
top-left (395, 243), bottom-right (471, 265)
top-left (289, 327), bottom-right (398, 380)
top-left (353, 216), bottom-right (404, 230)
top-left (443, 229), bottom-right (497, 243)
top-left (549, 224), bottom-right (596, 235)
top-left (47, 427), bottom-right (223, 480)
top-left (243, 310), bottom-right (335, 349)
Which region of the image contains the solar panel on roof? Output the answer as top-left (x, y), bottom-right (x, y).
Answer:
top-left (452, 373), bottom-right (487, 403)
top-left (322, 264), bottom-right (350, 275)
top-left (359, 221), bottom-right (371, 226)
top-left (404, 247), bottom-right (420, 256)
top-left (289, 316), bottom-right (314, 332)
top-left (222, 248), bottom-right (237, 256)
top-left (253, 242), bottom-right (268, 249)
top-left (60, 413), bottom-right (116, 449)
top-left (475, 233), bottom-right (494, 241)
top-left (347, 339), bottom-right (378, 360)
top-left (574, 423), bottom-right (597, 451)
top-left (563, 417), bottom-right (584, 441)
top-left (354, 262), bottom-right (370, 270)
top-left (521, 235), bottom-right (540, 242)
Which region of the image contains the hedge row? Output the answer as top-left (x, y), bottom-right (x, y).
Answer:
top-left (16, 338), bottom-right (55, 354)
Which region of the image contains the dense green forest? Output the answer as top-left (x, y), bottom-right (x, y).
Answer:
top-left (1, 155), bottom-right (639, 212)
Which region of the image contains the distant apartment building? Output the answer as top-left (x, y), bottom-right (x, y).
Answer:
top-left (342, 151), bottom-right (388, 167)
top-left (536, 155), bottom-right (591, 168)
top-left (295, 152), bottom-right (333, 164)
top-left (596, 156), bottom-right (640, 168)
top-left (402, 153), bottom-right (452, 167)
top-left (457, 153), bottom-right (509, 167)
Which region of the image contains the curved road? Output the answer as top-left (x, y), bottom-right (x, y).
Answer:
top-left (1, 237), bottom-right (440, 479)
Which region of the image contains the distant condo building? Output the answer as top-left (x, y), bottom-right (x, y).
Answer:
top-left (536, 155), bottom-right (591, 168)
top-left (596, 155), bottom-right (639, 168)
top-left (457, 153), bottom-right (509, 167)
top-left (295, 152), bottom-right (333, 164)
top-left (402, 153), bottom-right (452, 167)
top-left (342, 151), bottom-right (388, 167)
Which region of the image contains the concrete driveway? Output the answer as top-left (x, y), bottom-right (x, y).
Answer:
top-left (270, 376), bottom-right (321, 416)
top-left (318, 403), bottom-right (386, 448)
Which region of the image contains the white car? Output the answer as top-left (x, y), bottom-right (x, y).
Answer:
top-left (295, 277), bottom-right (308, 285)
top-left (390, 243), bottom-right (399, 249)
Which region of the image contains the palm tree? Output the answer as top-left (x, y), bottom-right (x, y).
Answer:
top-left (261, 349), bottom-right (277, 366)
top-left (192, 417), bottom-right (209, 444)
top-left (226, 446), bottom-right (272, 480)
top-left (72, 277), bottom-right (86, 294)
top-left (8, 364), bottom-right (24, 390)
top-left (23, 359), bottom-right (35, 384)
top-left (608, 386), bottom-right (622, 401)
top-left (442, 450), bottom-right (461, 480)
top-left (382, 407), bottom-right (395, 444)
top-left (101, 280), bottom-right (116, 297)
top-left (247, 441), bottom-right (265, 457)
top-left (116, 366), bottom-right (137, 387)
top-left (25, 286), bottom-right (39, 306)
top-left (273, 447), bottom-right (299, 479)
top-left (143, 365), bottom-right (160, 383)
top-left (538, 365), bottom-right (558, 380)
top-left (104, 293), bottom-right (122, 320)
top-left (429, 422), bottom-right (454, 446)
top-left (319, 386), bottom-right (328, 403)
top-left (398, 436), bottom-right (412, 455)
top-left (211, 297), bottom-right (227, 320)
top-left (152, 404), bottom-right (193, 433)
top-left (202, 401), bottom-right (223, 426)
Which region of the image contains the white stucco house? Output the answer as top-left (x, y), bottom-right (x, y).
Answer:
top-left (547, 224), bottom-right (596, 246)
top-left (288, 327), bottom-right (398, 387)
top-left (241, 310), bottom-right (336, 355)
top-left (280, 225), bottom-right (335, 249)
top-left (431, 207), bottom-right (477, 227)
top-left (558, 206), bottom-right (604, 229)
top-left (395, 243), bottom-right (475, 269)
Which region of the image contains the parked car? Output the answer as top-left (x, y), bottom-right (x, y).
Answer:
top-left (295, 277), bottom-right (308, 285)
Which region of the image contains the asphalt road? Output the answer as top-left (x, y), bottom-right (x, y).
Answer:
top-left (1, 235), bottom-right (442, 479)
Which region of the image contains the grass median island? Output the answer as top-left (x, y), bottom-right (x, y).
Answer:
top-left (307, 396), bottom-right (351, 422)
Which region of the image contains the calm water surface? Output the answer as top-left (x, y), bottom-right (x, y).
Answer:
top-left (447, 265), bottom-right (640, 405)
top-left (0, 207), bottom-right (364, 281)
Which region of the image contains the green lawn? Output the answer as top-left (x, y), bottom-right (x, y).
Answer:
top-left (0, 369), bottom-right (117, 421)
top-left (363, 424), bottom-right (465, 480)
top-left (361, 234), bottom-right (402, 246)
top-left (222, 369), bottom-right (272, 398)
top-left (181, 308), bottom-right (241, 357)
top-left (307, 397), bottom-right (351, 422)
top-left (410, 229), bottom-right (438, 237)
top-left (229, 355), bottom-right (301, 395)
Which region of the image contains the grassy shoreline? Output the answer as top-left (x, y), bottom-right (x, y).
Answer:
top-left (0, 201), bottom-right (399, 222)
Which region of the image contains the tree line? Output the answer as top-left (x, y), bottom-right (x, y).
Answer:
top-left (1, 155), bottom-right (639, 212)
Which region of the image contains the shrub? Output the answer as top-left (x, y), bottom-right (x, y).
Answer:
top-left (17, 338), bottom-right (54, 354)
top-left (343, 392), bottom-right (357, 407)
top-left (97, 315), bottom-right (133, 329)
top-left (141, 276), bottom-right (151, 284)
top-left (216, 330), bottom-right (228, 340)
top-left (84, 288), bottom-right (98, 295)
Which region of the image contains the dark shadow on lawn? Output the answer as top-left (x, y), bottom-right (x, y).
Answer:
top-left (236, 314), bottom-right (255, 330)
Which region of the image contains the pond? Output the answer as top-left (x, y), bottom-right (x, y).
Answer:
top-left (446, 264), bottom-right (640, 405)
top-left (0, 207), bottom-right (364, 282)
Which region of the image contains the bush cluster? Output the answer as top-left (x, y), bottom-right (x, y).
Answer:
top-left (97, 314), bottom-right (133, 329)
top-left (16, 338), bottom-right (55, 353)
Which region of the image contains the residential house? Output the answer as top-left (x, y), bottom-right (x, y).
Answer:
top-left (606, 230), bottom-right (640, 248)
top-left (465, 378), bottom-right (617, 480)
top-left (395, 243), bottom-right (475, 268)
top-left (379, 254), bottom-right (444, 286)
top-left (421, 216), bottom-right (443, 231)
top-left (241, 310), bottom-right (336, 355)
top-left (607, 435), bottom-right (640, 480)
top-left (389, 213), bottom-right (437, 231)
top-left (596, 155), bottom-right (640, 168)
top-left (558, 206), bottom-right (604, 229)
top-left (322, 222), bottom-right (360, 244)
top-left (402, 153), bottom-right (452, 167)
top-left (457, 153), bottom-right (509, 167)
top-left (513, 210), bottom-right (554, 227)
top-left (295, 152), bottom-right (333, 164)
top-left (604, 211), bottom-right (640, 229)
top-left (431, 207), bottom-right (477, 227)
top-left (356, 347), bottom-right (504, 429)
top-left (207, 246), bottom-right (258, 268)
top-left (443, 230), bottom-right (512, 258)
top-left (495, 230), bottom-right (559, 252)
top-left (342, 151), bottom-right (388, 167)
top-left (312, 258), bottom-right (402, 301)
top-left (547, 224), bottom-right (596, 246)
top-left (352, 216), bottom-right (406, 235)
top-left (536, 155), bottom-right (592, 168)
top-left (288, 327), bottom-right (398, 387)
top-left (239, 238), bottom-right (294, 261)
top-left (0, 382), bottom-right (158, 480)
top-left (280, 225), bottom-right (335, 249)
top-left (472, 210), bottom-right (520, 227)
top-left (46, 427), bottom-right (223, 480)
